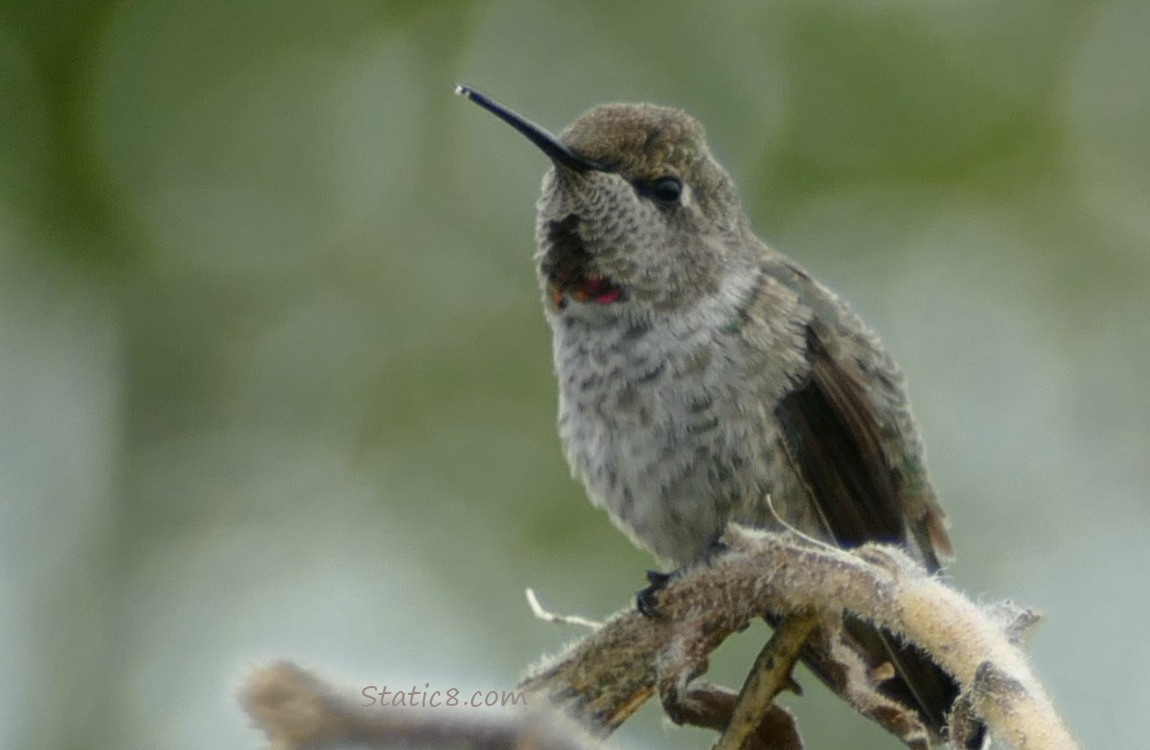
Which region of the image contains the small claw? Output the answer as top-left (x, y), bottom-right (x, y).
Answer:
top-left (636, 570), bottom-right (674, 619)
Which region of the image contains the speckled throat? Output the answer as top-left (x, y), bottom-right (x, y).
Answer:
top-left (539, 214), bottom-right (623, 308)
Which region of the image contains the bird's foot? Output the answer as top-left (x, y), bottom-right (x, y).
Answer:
top-left (636, 569), bottom-right (675, 619)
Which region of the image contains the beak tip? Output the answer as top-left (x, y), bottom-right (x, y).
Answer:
top-left (454, 85), bottom-right (605, 174)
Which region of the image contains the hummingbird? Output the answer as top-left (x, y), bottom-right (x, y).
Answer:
top-left (456, 84), bottom-right (973, 747)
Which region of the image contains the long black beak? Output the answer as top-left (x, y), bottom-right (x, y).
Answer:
top-left (455, 84), bottom-right (605, 173)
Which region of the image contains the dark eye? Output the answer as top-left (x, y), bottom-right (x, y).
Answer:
top-left (641, 176), bottom-right (683, 205)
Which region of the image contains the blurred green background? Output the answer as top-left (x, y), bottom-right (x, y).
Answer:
top-left (2, 1), bottom-right (1147, 748)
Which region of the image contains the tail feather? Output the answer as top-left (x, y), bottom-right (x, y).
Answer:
top-left (842, 616), bottom-right (957, 735)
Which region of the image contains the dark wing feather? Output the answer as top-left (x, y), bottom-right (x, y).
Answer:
top-left (775, 326), bottom-right (907, 549)
top-left (760, 257), bottom-right (952, 568)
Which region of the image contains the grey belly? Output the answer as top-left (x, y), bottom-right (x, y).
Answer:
top-left (558, 373), bottom-right (818, 566)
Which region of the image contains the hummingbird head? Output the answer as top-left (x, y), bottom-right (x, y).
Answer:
top-left (456, 86), bottom-right (751, 316)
